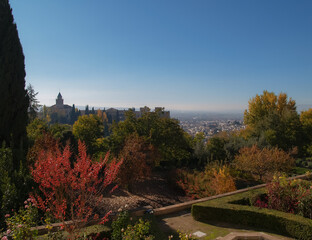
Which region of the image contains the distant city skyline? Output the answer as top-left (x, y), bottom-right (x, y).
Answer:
top-left (10, 0), bottom-right (312, 111)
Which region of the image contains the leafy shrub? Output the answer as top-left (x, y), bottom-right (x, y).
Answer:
top-left (207, 166), bottom-right (236, 195)
top-left (111, 211), bottom-right (131, 240)
top-left (122, 218), bottom-right (154, 240)
top-left (234, 145), bottom-right (295, 181)
top-left (266, 176), bottom-right (301, 213)
top-left (0, 145), bottom-right (33, 231)
top-left (298, 188), bottom-right (312, 219)
top-left (296, 157), bottom-right (312, 169)
top-left (253, 175), bottom-right (312, 219)
top-left (2, 199), bottom-right (38, 240)
top-left (31, 141), bottom-right (122, 237)
top-left (176, 165), bottom-right (236, 199)
top-left (111, 213), bottom-right (155, 240)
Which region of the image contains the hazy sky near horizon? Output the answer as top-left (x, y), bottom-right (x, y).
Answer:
top-left (10, 0), bottom-right (312, 112)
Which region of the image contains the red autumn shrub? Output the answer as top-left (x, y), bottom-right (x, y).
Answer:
top-left (253, 175), bottom-right (312, 219)
top-left (31, 140), bottom-right (122, 235)
top-left (176, 169), bottom-right (210, 199)
top-left (266, 176), bottom-right (300, 213)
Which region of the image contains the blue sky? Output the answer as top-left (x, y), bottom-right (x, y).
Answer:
top-left (10, 0), bottom-right (312, 112)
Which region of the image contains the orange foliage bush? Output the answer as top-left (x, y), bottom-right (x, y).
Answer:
top-left (234, 145), bottom-right (295, 181)
top-left (209, 167), bottom-right (236, 195)
top-left (176, 165), bottom-right (236, 199)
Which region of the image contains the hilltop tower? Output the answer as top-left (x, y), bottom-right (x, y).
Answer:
top-left (56, 92), bottom-right (64, 107)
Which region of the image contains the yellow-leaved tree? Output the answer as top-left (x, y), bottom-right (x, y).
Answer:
top-left (243, 90), bottom-right (301, 152)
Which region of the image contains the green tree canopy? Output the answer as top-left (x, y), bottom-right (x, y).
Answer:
top-left (244, 91), bottom-right (302, 151)
top-left (300, 108), bottom-right (312, 156)
top-left (26, 118), bottom-right (49, 145)
top-left (72, 114), bottom-right (104, 154)
top-left (110, 110), bottom-right (192, 166)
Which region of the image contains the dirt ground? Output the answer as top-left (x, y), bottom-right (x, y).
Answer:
top-left (101, 171), bottom-right (190, 213)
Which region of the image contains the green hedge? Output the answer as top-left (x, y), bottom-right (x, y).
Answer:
top-left (191, 188), bottom-right (312, 240)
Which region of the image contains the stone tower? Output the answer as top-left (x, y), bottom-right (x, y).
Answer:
top-left (56, 92), bottom-right (64, 107)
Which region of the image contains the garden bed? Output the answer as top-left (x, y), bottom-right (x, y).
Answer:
top-left (192, 188), bottom-right (312, 239)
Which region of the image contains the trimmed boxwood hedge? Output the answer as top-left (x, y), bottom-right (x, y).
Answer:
top-left (191, 188), bottom-right (312, 240)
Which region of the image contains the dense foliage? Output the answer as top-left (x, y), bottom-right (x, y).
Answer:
top-left (118, 134), bottom-right (158, 191)
top-left (110, 110), bottom-right (192, 167)
top-left (73, 115), bottom-right (104, 155)
top-left (175, 165), bottom-right (236, 199)
top-left (254, 176), bottom-right (312, 219)
top-left (244, 91), bottom-right (302, 152)
top-left (234, 145), bottom-right (295, 181)
top-left (31, 141), bottom-right (122, 236)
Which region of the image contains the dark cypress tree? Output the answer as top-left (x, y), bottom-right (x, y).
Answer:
top-left (70, 104), bottom-right (77, 124)
top-left (116, 110), bottom-right (120, 123)
top-left (107, 113), bottom-right (112, 124)
top-left (0, 0), bottom-right (28, 153)
top-left (85, 105), bottom-right (89, 115)
top-left (91, 107), bottom-right (95, 115)
top-left (0, 0), bottom-right (31, 226)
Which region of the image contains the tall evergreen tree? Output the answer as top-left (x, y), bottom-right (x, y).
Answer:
top-left (116, 110), bottom-right (120, 123)
top-left (0, 0), bottom-right (31, 226)
top-left (0, 0), bottom-right (29, 152)
top-left (85, 105), bottom-right (89, 115)
top-left (91, 107), bottom-right (95, 115)
top-left (70, 104), bottom-right (77, 124)
top-left (27, 84), bottom-right (41, 122)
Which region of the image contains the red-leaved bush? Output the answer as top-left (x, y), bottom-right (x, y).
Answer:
top-left (253, 175), bottom-right (312, 219)
top-left (31, 140), bottom-right (122, 235)
top-left (266, 176), bottom-right (300, 213)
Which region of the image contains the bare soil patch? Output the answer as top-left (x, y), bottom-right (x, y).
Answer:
top-left (102, 171), bottom-right (190, 212)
